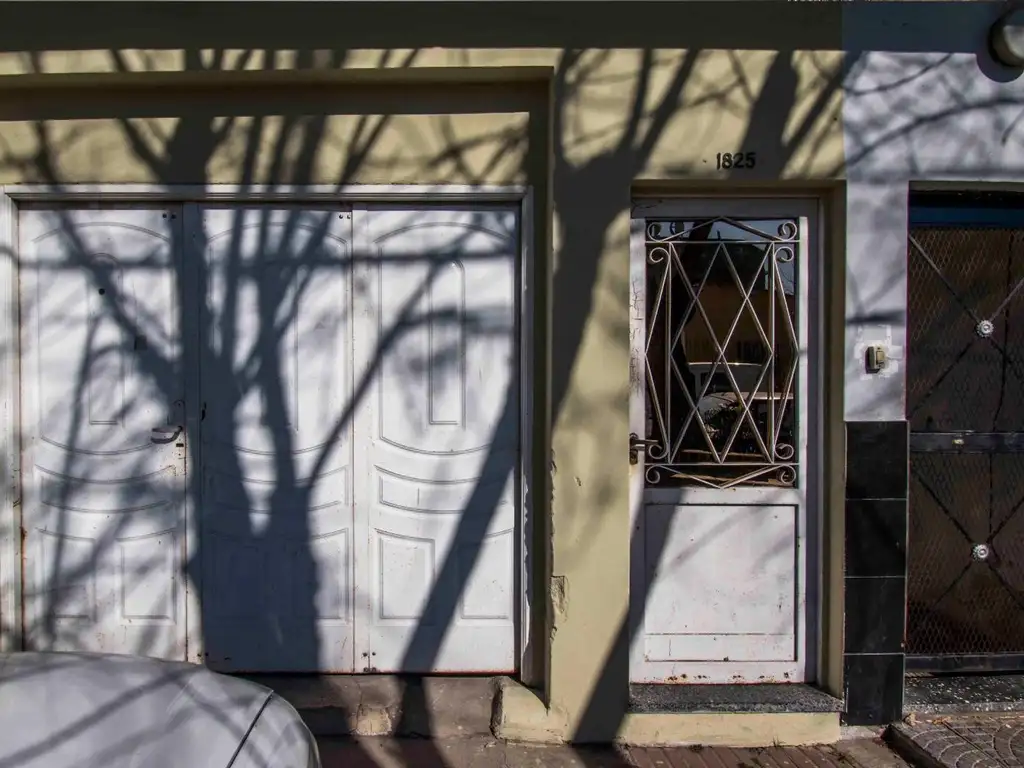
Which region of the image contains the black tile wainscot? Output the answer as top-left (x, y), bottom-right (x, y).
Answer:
top-left (842, 420), bottom-right (909, 726)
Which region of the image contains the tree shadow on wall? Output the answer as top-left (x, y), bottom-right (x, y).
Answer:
top-left (0, 3), bottom-right (983, 765)
top-left (0, 42), bottom-right (838, 768)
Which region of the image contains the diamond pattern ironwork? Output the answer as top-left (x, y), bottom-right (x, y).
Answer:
top-left (907, 225), bottom-right (1024, 657)
top-left (643, 217), bottom-right (800, 489)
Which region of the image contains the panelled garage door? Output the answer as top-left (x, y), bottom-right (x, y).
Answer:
top-left (17, 202), bottom-right (521, 673)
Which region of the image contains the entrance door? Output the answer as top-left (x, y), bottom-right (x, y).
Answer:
top-left (353, 206), bottom-right (520, 673)
top-left (628, 199), bottom-right (817, 684)
top-left (19, 207), bottom-right (189, 659)
top-left (906, 196), bottom-right (1024, 672)
top-left (196, 206), bottom-right (356, 672)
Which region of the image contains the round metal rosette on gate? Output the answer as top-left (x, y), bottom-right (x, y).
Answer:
top-left (992, 7), bottom-right (1024, 68)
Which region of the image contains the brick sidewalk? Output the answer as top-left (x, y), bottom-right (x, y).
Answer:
top-left (317, 735), bottom-right (908, 768)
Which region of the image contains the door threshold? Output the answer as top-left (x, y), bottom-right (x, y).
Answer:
top-left (628, 682), bottom-right (843, 714)
top-left (904, 673), bottom-right (1024, 715)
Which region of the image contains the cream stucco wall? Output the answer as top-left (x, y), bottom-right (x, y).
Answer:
top-left (0, 1), bottom-right (849, 745)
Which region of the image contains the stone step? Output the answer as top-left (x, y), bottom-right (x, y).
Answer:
top-left (242, 674), bottom-right (501, 738)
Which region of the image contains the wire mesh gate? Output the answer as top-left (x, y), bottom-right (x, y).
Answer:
top-left (907, 198), bottom-right (1024, 672)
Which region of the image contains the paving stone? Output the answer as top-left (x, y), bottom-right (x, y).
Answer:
top-left (316, 737), bottom-right (633, 768)
top-left (316, 737), bottom-right (903, 768)
top-left (891, 715), bottom-right (1024, 768)
top-left (636, 745), bottom-right (848, 768)
top-left (835, 731), bottom-right (912, 768)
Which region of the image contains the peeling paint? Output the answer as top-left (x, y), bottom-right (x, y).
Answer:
top-left (628, 346), bottom-right (642, 395)
top-left (629, 279), bottom-right (643, 321)
top-left (550, 575), bottom-right (568, 623)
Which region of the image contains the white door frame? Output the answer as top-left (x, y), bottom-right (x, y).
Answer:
top-left (0, 185), bottom-right (535, 681)
top-left (628, 196), bottom-right (824, 684)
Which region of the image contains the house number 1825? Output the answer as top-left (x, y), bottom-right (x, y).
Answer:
top-left (716, 152), bottom-right (757, 169)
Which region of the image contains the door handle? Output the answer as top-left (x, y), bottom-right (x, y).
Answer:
top-left (151, 425), bottom-right (183, 444)
top-left (629, 432), bottom-right (658, 465)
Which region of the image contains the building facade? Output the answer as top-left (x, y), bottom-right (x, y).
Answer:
top-left (0, 0), bottom-right (1020, 745)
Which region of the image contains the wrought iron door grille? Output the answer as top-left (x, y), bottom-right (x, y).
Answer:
top-left (643, 216), bottom-right (800, 489)
top-left (907, 217), bottom-right (1024, 664)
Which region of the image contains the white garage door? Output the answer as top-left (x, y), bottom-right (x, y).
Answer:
top-left (18, 202), bottom-right (521, 674)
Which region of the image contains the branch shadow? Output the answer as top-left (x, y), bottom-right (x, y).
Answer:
top-left (0, 6), bottom-right (1009, 768)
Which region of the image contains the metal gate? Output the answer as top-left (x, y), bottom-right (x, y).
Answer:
top-left (907, 196), bottom-right (1024, 672)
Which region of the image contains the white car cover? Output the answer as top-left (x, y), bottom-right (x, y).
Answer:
top-left (0, 652), bottom-right (319, 768)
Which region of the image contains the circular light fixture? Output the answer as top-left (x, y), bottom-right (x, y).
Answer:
top-left (991, 7), bottom-right (1024, 68)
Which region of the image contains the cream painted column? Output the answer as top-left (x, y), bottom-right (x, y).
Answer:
top-left (546, 206), bottom-right (633, 739)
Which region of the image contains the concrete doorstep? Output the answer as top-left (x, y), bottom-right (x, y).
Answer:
top-left (246, 674), bottom-right (498, 738)
top-left (247, 674), bottom-right (499, 738)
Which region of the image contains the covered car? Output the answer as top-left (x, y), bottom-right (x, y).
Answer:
top-left (0, 652), bottom-right (319, 768)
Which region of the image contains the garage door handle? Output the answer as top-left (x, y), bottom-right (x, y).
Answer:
top-left (151, 425), bottom-right (183, 443)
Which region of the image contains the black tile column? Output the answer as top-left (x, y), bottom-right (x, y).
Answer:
top-left (842, 421), bottom-right (909, 725)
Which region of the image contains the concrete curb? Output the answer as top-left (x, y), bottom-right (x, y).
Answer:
top-left (885, 723), bottom-right (947, 768)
